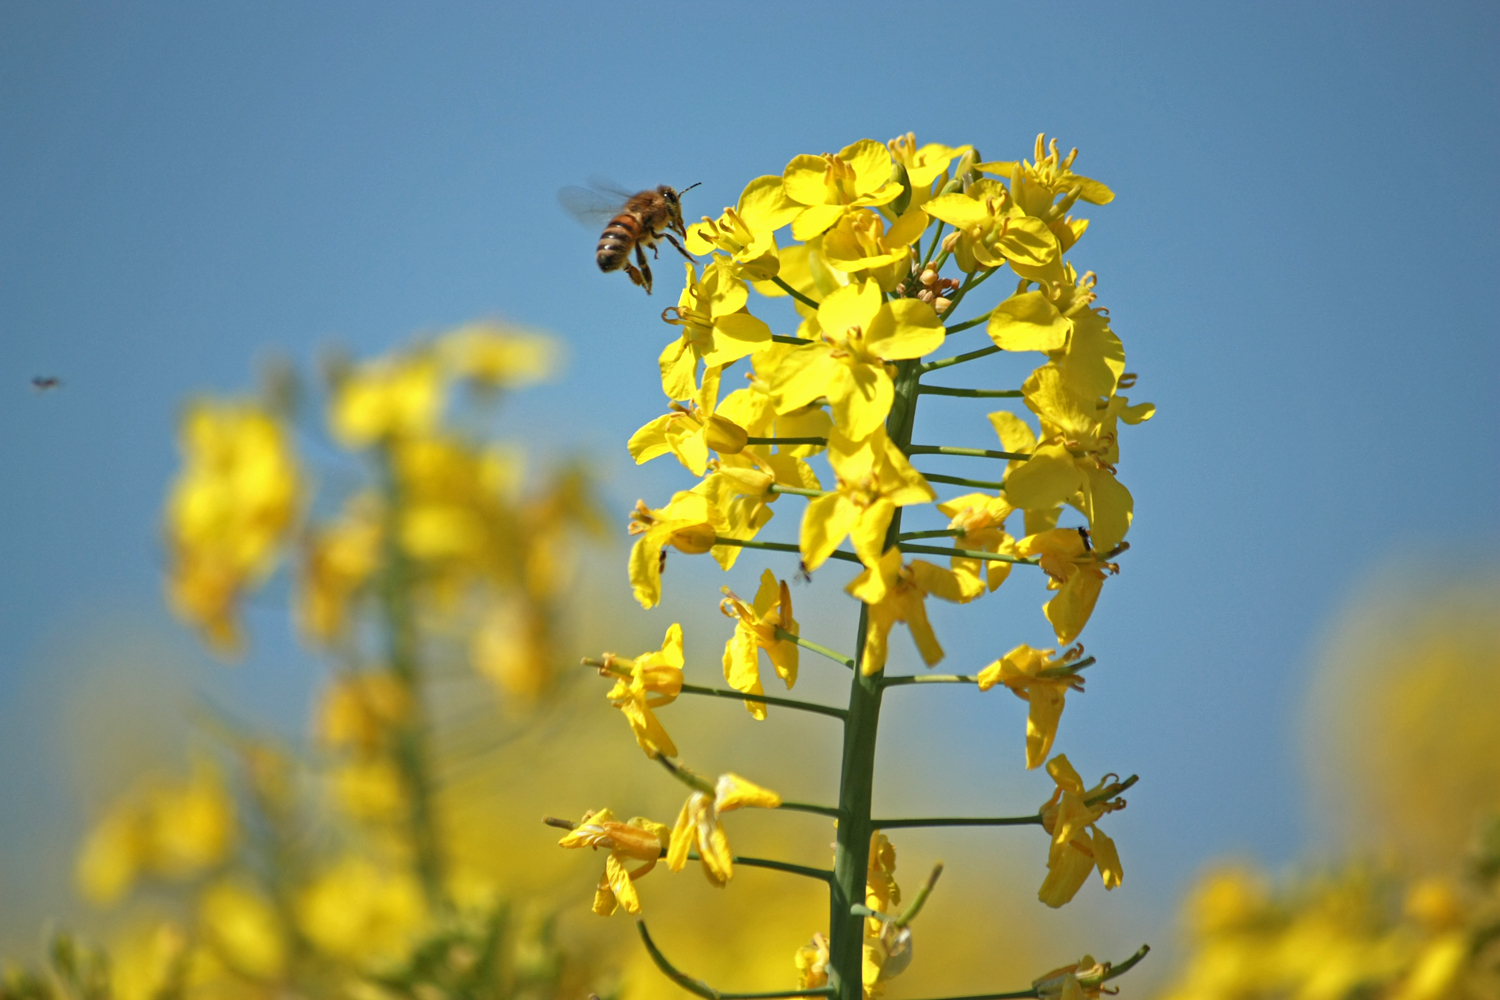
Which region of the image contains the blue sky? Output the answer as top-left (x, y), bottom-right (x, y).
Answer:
top-left (1, 0), bottom-right (1496, 961)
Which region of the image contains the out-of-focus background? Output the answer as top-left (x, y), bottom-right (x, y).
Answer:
top-left (2, 2), bottom-right (1497, 997)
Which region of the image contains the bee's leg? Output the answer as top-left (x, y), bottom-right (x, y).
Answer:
top-left (634, 242), bottom-right (654, 295)
top-left (663, 232), bottom-right (696, 262)
top-left (622, 261), bottom-right (647, 289)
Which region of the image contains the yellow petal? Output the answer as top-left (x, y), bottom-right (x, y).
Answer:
top-left (666, 799), bottom-right (694, 873)
top-left (875, 299), bottom-right (947, 360)
top-left (628, 415), bottom-right (674, 465)
top-left (715, 773), bottom-right (782, 811)
top-left (1003, 444), bottom-right (1085, 511)
top-left (988, 291), bottom-right (1072, 352)
top-left (1026, 686), bottom-right (1067, 770)
top-left (830, 363), bottom-right (892, 441)
top-left (605, 854), bottom-right (642, 914)
top-left (800, 493), bottom-right (859, 571)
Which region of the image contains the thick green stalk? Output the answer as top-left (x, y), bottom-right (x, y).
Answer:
top-left (376, 443), bottom-right (448, 910)
top-left (827, 358), bottom-right (923, 998)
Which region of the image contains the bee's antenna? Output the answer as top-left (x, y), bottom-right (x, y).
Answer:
top-left (679, 182), bottom-right (702, 196)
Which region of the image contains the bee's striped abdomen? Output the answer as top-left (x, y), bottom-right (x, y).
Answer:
top-left (596, 213), bottom-right (642, 273)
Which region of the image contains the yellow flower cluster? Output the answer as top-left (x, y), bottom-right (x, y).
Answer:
top-left (569, 132), bottom-right (1153, 999)
top-left (1154, 854), bottom-right (1500, 1000)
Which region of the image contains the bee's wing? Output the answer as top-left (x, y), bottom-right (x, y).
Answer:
top-left (558, 185), bottom-right (627, 228)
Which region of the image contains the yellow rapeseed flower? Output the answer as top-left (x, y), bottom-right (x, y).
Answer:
top-left (782, 139), bottom-right (905, 241)
top-left (599, 624), bottom-right (686, 759)
top-left (936, 491), bottom-right (1018, 593)
top-left (165, 400), bottom-right (299, 655)
top-left (667, 772), bottom-right (782, 886)
top-left (316, 673), bottom-right (410, 754)
top-left (1037, 755), bottom-right (1126, 908)
top-left (794, 932), bottom-right (831, 989)
top-left (1032, 956), bottom-right (1109, 1000)
top-left (977, 644), bottom-right (1086, 769)
top-left (772, 279), bottom-right (945, 441)
top-left (556, 807), bottom-right (671, 916)
top-left (922, 178), bottom-right (1060, 277)
top-left (847, 548), bottom-right (983, 676)
top-left (629, 364), bottom-right (750, 477)
top-left (659, 260), bottom-right (771, 401)
top-left (801, 426), bottom-right (933, 570)
top-left (821, 207), bottom-right (930, 292)
top-left (719, 570), bottom-right (799, 719)
top-left (1016, 528), bottom-right (1120, 645)
top-left (685, 175), bottom-right (799, 281)
top-left (887, 133), bottom-right (967, 189)
top-left (627, 489), bottom-right (721, 609)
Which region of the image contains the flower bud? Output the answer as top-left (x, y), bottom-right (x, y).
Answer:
top-left (704, 415), bottom-right (749, 455)
top-left (717, 465), bottom-right (773, 496)
top-left (933, 298), bottom-right (952, 315)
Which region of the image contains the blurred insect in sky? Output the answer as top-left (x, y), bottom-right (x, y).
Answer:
top-left (31, 376), bottom-right (61, 391)
top-left (558, 181), bottom-right (699, 294)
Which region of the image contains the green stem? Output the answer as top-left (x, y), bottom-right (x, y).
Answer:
top-left (827, 357), bottom-right (923, 998)
top-left (920, 345), bottom-right (1001, 373)
top-left (880, 674), bottom-right (980, 687)
top-left (718, 855), bottom-right (833, 882)
top-left (678, 683), bottom-right (847, 721)
top-left (771, 334), bottom-right (810, 346)
top-left (375, 442), bottom-right (447, 911)
top-left (637, 921), bottom-right (836, 999)
top-left (907, 445), bottom-right (1031, 461)
top-left (871, 814), bottom-right (1042, 829)
top-left (916, 472), bottom-right (1007, 491)
top-left (916, 385), bottom-right (1023, 398)
top-left (712, 535), bottom-right (862, 566)
top-left (941, 314), bottom-right (989, 335)
top-left (771, 277), bottom-right (821, 310)
top-left (941, 266), bottom-right (998, 320)
top-left (896, 542), bottom-right (1038, 565)
top-left (911, 946), bottom-right (1151, 1000)
top-left (896, 528), bottom-right (963, 541)
top-left (778, 800), bottom-right (843, 819)
top-left (920, 221), bottom-right (946, 269)
top-left (767, 484), bottom-right (828, 498)
top-left (774, 627), bottom-right (855, 670)
top-left (746, 436), bottom-right (828, 446)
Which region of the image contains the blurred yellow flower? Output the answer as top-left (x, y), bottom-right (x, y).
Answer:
top-left (316, 673), bottom-right (410, 754)
top-left (297, 492), bottom-right (383, 643)
top-left (1037, 755), bottom-right (1125, 908)
top-left (977, 644), bottom-right (1086, 769)
top-left (76, 761), bottom-right (236, 905)
top-left (600, 624), bottom-right (686, 759)
top-left (556, 807), bottom-right (671, 916)
top-left (667, 772), bottom-right (782, 886)
top-left (719, 570), bottom-right (799, 720)
top-left (435, 321), bottom-right (557, 389)
top-left (296, 856), bottom-right (428, 964)
top-left (847, 547), bottom-right (982, 676)
top-left (199, 879), bottom-right (287, 980)
top-left (330, 354), bottom-right (444, 447)
top-left (165, 400), bottom-right (299, 655)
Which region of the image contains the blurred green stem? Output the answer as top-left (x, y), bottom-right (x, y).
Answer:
top-left (377, 441), bottom-right (448, 911)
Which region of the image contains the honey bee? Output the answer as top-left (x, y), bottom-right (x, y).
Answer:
top-left (559, 181), bottom-right (700, 294)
